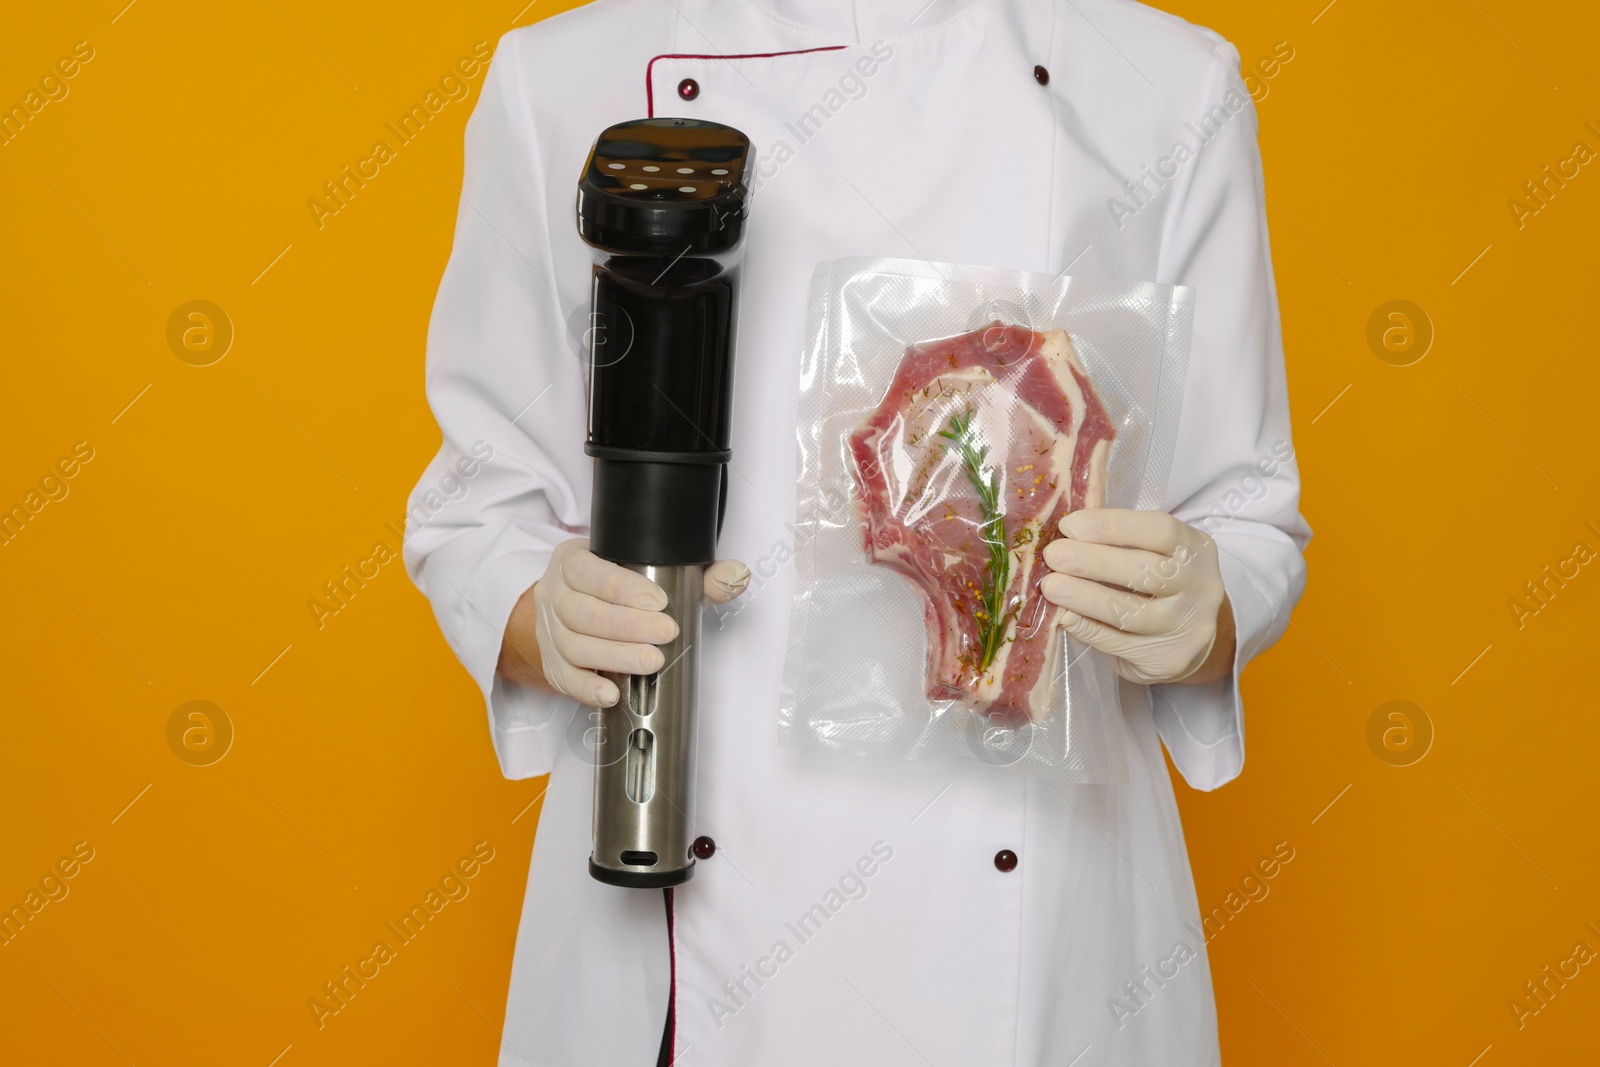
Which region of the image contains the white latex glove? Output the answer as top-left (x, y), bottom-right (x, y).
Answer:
top-left (1040, 509), bottom-right (1228, 685)
top-left (499, 538), bottom-right (750, 707)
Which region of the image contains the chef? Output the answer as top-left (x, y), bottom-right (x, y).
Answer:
top-left (403, 0), bottom-right (1310, 1062)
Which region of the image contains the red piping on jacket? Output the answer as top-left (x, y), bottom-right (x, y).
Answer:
top-left (645, 46), bottom-right (847, 116)
top-left (666, 887), bottom-right (678, 1064)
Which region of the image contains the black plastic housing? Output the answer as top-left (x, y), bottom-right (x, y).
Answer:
top-left (577, 117), bottom-right (750, 256)
top-left (586, 451), bottom-right (727, 564)
top-left (589, 857), bottom-right (695, 890)
top-left (576, 118), bottom-right (751, 566)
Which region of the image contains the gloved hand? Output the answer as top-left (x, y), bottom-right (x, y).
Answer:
top-left (1039, 509), bottom-right (1232, 685)
top-left (498, 538), bottom-right (750, 707)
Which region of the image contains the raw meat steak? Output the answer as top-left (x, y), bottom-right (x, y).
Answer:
top-left (848, 323), bottom-right (1115, 727)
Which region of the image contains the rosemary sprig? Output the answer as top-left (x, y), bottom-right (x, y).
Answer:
top-left (937, 407), bottom-right (1013, 673)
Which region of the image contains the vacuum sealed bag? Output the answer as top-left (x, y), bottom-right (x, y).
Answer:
top-left (780, 257), bottom-right (1195, 781)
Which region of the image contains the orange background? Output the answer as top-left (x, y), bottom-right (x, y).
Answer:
top-left (1, 1), bottom-right (1596, 1064)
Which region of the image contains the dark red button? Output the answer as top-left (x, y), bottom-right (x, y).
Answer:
top-left (1033, 65), bottom-right (1049, 86)
top-left (678, 78), bottom-right (700, 101)
top-left (994, 849), bottom-right (1018, 872)
top-left (692, 836), bottom-right (716, 859)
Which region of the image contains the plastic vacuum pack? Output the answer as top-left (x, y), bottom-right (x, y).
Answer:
top-left (779, 257), bottom-right (1194, 781)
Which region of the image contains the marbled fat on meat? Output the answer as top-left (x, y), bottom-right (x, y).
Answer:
top-left (848, 323), bottom-right (1115, 726)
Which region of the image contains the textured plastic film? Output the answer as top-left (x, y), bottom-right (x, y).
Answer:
top-left (780, 257), bottom-right (1194, 781)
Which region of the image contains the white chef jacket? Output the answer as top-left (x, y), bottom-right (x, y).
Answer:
top-left (403, 0), bottom-right (1311, 1063)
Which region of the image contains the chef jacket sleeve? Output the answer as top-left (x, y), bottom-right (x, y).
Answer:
top-left (403, 37), bottom-right (587, 781)
top-left (1150, 41), bottom-right (1313, 792)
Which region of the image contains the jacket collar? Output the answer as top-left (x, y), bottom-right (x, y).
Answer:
top-left (748, 0), bottom-right (980, 43)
